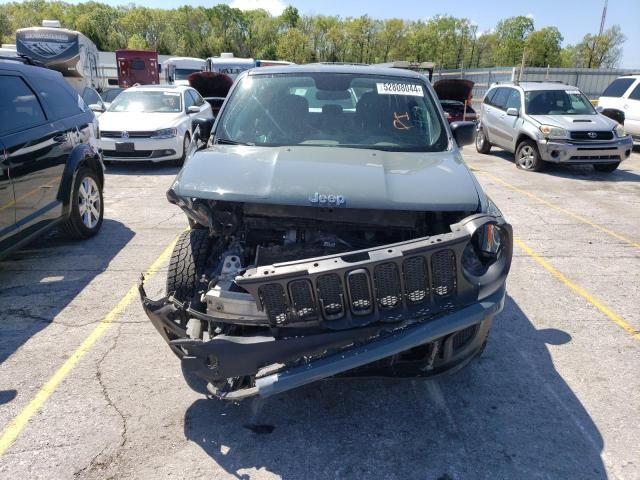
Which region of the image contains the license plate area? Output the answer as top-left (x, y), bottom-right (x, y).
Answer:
top-left (115, 142), bottom-right (135, 153)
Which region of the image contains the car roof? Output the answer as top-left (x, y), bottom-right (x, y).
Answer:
top-left (518, 82), bottom-right (579, 91)
top-left (490, 81), bottom-right (580, 92)
top-left (248, 63), bottom-right (427, 80)
top-left (0, 60), bottom-right (64, 82)
top-left (126, 84), bottom-right (191, 92)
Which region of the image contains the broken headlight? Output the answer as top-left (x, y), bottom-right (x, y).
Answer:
top-left (461, 222), bottom-right (504, 277)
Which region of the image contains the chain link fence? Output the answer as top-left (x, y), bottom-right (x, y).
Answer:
top-left (432, 66), bottom-right (639, 106)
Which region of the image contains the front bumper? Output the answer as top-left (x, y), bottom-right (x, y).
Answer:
top-left (99, 137), bottom-right (182, 161)
top-left (141, 285), bottom-right (505, 399)
top-left (140, 214), bottom-right (512, 398)
top-left (537, 136), bottom-right (633, 164)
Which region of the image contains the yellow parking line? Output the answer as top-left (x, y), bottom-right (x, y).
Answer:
top-left (0, 237), bottom-right (178, 457)
top-left (477, 170), bottom-right (640, 250)
top-left (516, 238), bottom-right (640, 342)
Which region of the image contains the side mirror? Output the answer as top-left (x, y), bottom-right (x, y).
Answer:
top-left (187, 106), bottom-right (200, 114)
top-left (600, 108), bottom-right (625, 125)
top-left (450, 121), bottom-right (476, 148)
top-left (506, 107), bottom-right (519, 117)
top-left (89, 103), bottom-right (105, 113)
top-left (595, 105), bottom-right (604, 113)
top-left (192, 117), bottom-right (215, 144)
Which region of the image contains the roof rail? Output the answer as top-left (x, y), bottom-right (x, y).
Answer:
top-left (0, 54), bottom-right (45, 67)
top-left (316, 62), bottom-right (370, 66)
top-left (520, 80), bottom-right (567, 84)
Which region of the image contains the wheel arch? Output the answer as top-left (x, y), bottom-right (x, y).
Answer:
top-left (58, 144), bottom-right (104, 218)
top-left (514, 132), bottom-right (537, 151)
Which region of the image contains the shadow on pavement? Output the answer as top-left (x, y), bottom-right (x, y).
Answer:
top-left (0, 219), bottom-right (134, 366)
top-left (184, 295), bottom-right (605, 479)
top-left (484, 149), bottom-right (640, 182)
top-left (0, 390), bottom-right (17, 405)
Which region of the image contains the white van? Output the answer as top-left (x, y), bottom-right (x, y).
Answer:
top-left (598, 74), bottom-right (640, 144)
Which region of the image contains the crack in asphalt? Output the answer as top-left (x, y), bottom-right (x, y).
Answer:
top-left (0, 308), bottom-right (150, 330)
top-left (73, 324), bottom-right (127, 479)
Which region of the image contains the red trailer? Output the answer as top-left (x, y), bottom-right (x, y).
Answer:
top-left (115, 49), bottom-right (159, 88)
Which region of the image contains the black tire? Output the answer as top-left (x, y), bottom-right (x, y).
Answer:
top-left (515, 139), bottom-right (544, 172)
top-left (166, 229), bottom-right (212, 302)
top-left (475, 126), bottom-right (491, 154)
top-left (62, 167), bottom-right (104, 239)
top-left (593, 162), bottom-right (620, 173)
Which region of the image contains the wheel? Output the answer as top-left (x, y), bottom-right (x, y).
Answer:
top-left (475, 126), bottom-right (491, 154)
top-left (515, 140), bottom-right (544, 171)
top-left (172, 133), bottom-right (191, 167)
top-left (166, 229), bottom-right (213, 302)
top-left (62, 167), bottom-right (104, 239)
top-left (593, 162), bottom-right (620, 172)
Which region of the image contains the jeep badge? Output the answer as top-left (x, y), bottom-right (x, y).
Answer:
top-left (309, 192), bottom-right (346, 206)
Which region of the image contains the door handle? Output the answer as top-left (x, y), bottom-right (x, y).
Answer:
top-left (623, 104), bottom-right (629, 109)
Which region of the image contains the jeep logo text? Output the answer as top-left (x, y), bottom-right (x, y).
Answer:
top-left (309, 192), bottom-right (346, 206)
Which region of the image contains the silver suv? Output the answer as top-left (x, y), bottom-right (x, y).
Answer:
top-left (476, 82), bottom-right (633, 172)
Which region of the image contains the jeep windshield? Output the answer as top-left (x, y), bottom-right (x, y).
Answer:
top-left (215, 72), bottom-right (448, 152)
top-left (525, 89), bottom-right (596, 115)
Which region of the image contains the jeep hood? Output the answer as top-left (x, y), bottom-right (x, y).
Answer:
top-left (171, 145), bottom-right (480, 211)
top-left (528, 114), bottom-right (616, 131)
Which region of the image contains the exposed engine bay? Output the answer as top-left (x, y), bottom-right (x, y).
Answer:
top-left (175, 198), bottom-right (474, 321)
top-left (181, 197), bottom-right (473, 272)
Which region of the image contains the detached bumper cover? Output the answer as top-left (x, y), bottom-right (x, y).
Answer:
top-left (140, 285), bottom-right (505, 398)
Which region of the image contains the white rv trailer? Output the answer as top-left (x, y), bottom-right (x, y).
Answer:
top-left (205, 53), bottom-right (257, 80)
top-left (0, 44), bottom-right (17, 56)
top-left (162, 57), bottom-right (205, 85)
top-left (15, 20), bottom-right (101, 92)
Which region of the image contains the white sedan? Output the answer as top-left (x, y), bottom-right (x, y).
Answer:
top-left (98, 85), bottom-right (213, 164)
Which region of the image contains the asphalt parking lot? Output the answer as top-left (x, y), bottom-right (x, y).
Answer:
top-left (0, 147), bottom-right (639, 480)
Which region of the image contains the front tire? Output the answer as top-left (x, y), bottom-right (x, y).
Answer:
top-left (166, 229), bottom-right (213, 302)
top-left (62, 167), bottom-right (104, 239)
top-left (475, 126), bottom-right (491, 154)
top-left (515, 140), bottom-right (544, 171)
top-left (593, 162), bottom-right (620, 172)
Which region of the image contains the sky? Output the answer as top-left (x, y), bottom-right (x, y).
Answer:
top-left (5, 0), bottom-right (639, 67)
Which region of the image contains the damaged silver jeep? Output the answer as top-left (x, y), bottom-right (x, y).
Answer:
top-left (139, 65), bottom-right (513, 399)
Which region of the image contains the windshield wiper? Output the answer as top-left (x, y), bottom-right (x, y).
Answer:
top-left (215, 138), bottom-right (254, 146)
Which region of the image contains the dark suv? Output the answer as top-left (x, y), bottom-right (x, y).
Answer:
top-left (0, 59), bottom-right (104, 259)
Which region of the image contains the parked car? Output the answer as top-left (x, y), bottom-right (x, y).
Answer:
top-left (0, 59), bottom-right (104, 260)
top-left (139, 64), bottom-right (513, 400)
top-left (97, 85), bottom-right (213, 164)
top-left (597, 74), bottom-right (640, 144)
top-left (434, 79), bottom-right (477, 123)
top-left (100, 87), bottom-right (125, 110)
top-left (476, 82), bottom-right (633, 172)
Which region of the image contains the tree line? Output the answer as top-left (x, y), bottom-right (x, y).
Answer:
top-left (0, 1), bottom-right (627, 69)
